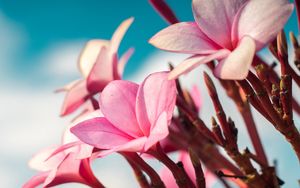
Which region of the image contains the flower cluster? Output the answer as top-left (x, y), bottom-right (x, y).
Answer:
top-left (24, 0), bottom-right (300, 188)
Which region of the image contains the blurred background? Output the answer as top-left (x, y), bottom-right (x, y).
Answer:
top-left (0, 0), bottom-right (299, 187)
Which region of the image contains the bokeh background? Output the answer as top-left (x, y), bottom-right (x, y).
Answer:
top-left (0, 0), bottom-right (299, 187)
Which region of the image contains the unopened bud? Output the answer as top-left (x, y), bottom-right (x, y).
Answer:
top-left (272, 84), bottom-right (280, 96)
top-left (277, 30), bottom-right (288, 60)
top-left (203, 72), bottom-right (217, 98)
top-left (188, 148), bottom-right (200, 167)
top-left (279, 75), bottom-right (291, 91)
top-left (244, 147), bottom-right (250, 153)
top-left (228, 117), bottom-right (238, 138)
top-left (211, 117), bottom-right (225, 146)
top-left (271, 84), bottom-right (281, 110)
top-left (211, 117), bottom-right (217, 127)
top-left (168, 63), bottom-right (174, 71)
top-left (289, 32), bottom-right (300, 70)
top-left (289, 31), bottom-right (299, 48)
top-left (268, 38), bottom-right (278, 58)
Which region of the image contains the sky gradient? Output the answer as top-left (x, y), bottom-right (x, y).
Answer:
top-left (0, 0), bottom-right (299, 187)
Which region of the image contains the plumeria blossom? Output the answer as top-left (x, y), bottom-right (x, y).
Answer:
top-left (23, 144), bottom-right (101, 188)
top-left (150, 85), bottom-right (202, 153)
top-left (158, 85), bottom-right (202, 154)
top-left (23, 112), bottom-right (103, 188)
top-left (149, 0), bottom-right (293, 80)
top-left (60, 17), bottom-right (134, 116)
top-left (71, 72), bottom-right (176, 154)
top-left (190, 85), bottom-right (202, 112)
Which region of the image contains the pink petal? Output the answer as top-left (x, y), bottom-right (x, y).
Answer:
top-left (29, 146), bottom-right (65, 172)
top-left (78, 158), bottom-right (103, 187)
top-left (27, 151), bottom-right (101, 188)
top-left (47, 141), bottom-right (93, 161)
top-left (136, 72), bottom-right (176, 135)
top-left (86, 46), bottom-right (118, 93)
top-left (190, 85), bottom-right (202, 112)
top-left (62, 111), bottom-right (100, 159)
top-left (100, 80), bottom-right (144, 137)
top-left (76, 143), bottom-right (94, 159)
top-left (159, 123), bottom-right (180, 153)
top-left (144, 112), bottom-right (169, 151)
top-left (71, 117), bottom-right (133, 149)
top-left (63, 124), bottom-right (82, 144)
top-left (192, 0), bottom-right (248, 49)
top-left (60, 79), bottom-right (89, 116)
top-left (78, 39), bottom-right (110, 77)
top-left (204, 170), bottom-right (218, 188)
top-left (23, 172), bottom-right (49, 188)
top-left (149, 22), bottom-right (219, 54)
top-left (112, 136), bottom-right (148, 153)
top-left (51, 153), bottom-right (103, 187)
top-left (214, 36), bottom-right (256, 80)
top-left (118, 47), bottom-right (135, 76)
top-left (179, 152), bottom-right (196, 184)
top-left (44, 153), bottom-right (83, 187)
top-left (63, 110), bottom-right (103, 144)
top-left (160, 165), bottom-right (177, 188)
top-left (168, 49), bottom-right (230, 80)
top-left (110, 17), bottom-right (134, 55)
top-left (69, 101), bottom-right (102, 123)
top-left (232, 0), bottom-right (293, 50)
top-left (160, 151), bottom-right (196, 188)
top-left (94, 137), bottom-right (148, 157)
top-left (45, 141), bottom-right (82, 161)
top-left (55, 79), bottom-right (81, 93)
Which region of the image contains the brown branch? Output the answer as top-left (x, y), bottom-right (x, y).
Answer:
top-left (253, 55), bottom-right (300, 115)
top-left (188, 148), bottom-right (206, 188)
top-left (121, 152), bottom-right (165, 188)
top-left (148, 0), bottom-right (179, 24)
top-left (203, 73), bottom-right (267, 187)
top-left (148, 144), bottom-right (195, 188)
top-left (289, 32), bottom-right (300, 71)
top-left (125, 157), bottom-right (151, 188)
top-left (206, 63), bottom-right (268, 164)
top-left (247, 72), bottom-right (300, 162)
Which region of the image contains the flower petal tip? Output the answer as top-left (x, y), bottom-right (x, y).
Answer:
top-left (214, 36), bottom-right (255, 80)
top-left (167, 71), bottom-right (178, 80)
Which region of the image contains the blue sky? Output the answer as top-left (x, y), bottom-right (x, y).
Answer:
top-left (0, 0), bottom-right (298, 83)
top-left (0, 0), bottom-right (191, 85)
top-left (0, 0), bottom-right (299, 187)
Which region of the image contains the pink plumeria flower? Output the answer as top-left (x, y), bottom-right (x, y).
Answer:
top-left (160, 152), bottom-right (216, 188)
top-left (23, 146), bottom-right (102, 188)
top-left (60, 18), bottom-right (134, 116)
top-left (24, 112), bottom-right (103, 188)
top-left (71, 72), bottom-right (176, 155)
top-left (149, 0), bottom-right (293, 80)
top-left (190, 85), bottom-right (202, 112)
top-left (158, 85), bottom-right (202, 154)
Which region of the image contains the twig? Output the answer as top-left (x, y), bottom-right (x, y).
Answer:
top-left (148, 0), bottom-right (179, 24)
top-left (188, 148), bottom-right (206, 188)
top-left (121, 152), bottom-right (165, 188)
top-left (148, 143), bottom-right (196, 188)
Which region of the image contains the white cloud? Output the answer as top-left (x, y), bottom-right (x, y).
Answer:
top-left (0, 32), bottom-right (138, 187)
top-left (37, 41), bottom-right (85, 81)
top-left (128, 51), bottom-right (189, 83)
top-left (0, 12), bottom-right (26, 82)
top-left (0, 12), bottom-right (83, 186)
